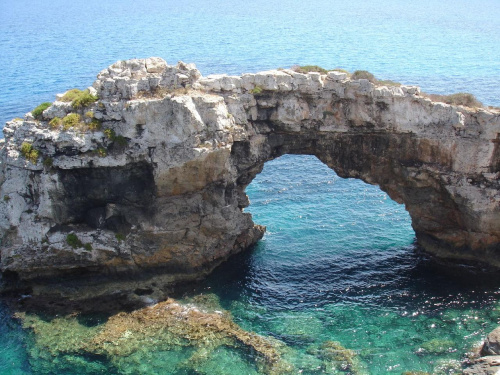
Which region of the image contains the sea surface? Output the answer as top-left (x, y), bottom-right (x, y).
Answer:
top-left (1, 0), bottom-right (500, 374)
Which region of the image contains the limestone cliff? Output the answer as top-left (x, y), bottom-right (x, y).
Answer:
top-left (0, 57), bottom-right (499, 294)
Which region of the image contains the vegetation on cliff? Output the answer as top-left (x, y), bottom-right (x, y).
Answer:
top-left (31, 102), bottom-right (52, 120)
top-left (61, 88), bottom-right (98, 109)
top-left (20, 142), bottom-right (39, 164)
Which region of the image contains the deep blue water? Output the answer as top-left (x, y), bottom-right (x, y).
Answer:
top-left (1, 0), bottom-right (500, 373)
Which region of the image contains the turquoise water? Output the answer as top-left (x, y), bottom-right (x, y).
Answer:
top-left (1, 0), bottom-right (500, 373)
top-left (190, 155), bottom-right (500, 374)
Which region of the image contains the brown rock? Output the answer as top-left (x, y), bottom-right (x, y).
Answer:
top-left (482, 327), bottom-right (500, 356)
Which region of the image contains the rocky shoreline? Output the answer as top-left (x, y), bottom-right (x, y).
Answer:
top-left (464, 328), bottom-right (500, 374)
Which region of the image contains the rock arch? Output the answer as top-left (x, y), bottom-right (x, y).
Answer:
top-left (0, 58), bottom-right (499, 292)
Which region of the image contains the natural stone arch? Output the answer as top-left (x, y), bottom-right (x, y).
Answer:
top-left (229, 96), bottom-right (499, 268)
top-left (232, 129), bottom-right (466, 263)
top-left (0, 58), bottom-right (498, 298)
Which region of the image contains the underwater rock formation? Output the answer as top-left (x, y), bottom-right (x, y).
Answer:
top-left (16, 295), bottom-right (293, 374)
top-left (0, 57), bottom-right (499, 295)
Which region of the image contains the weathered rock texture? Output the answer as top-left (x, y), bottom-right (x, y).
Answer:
top-left (464, 327), bottom-right (500, 374)
top-left (0, 57), bottom-right (499, 291)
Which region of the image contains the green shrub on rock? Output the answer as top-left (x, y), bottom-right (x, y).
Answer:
top-left (61, 89), bottom-right (98, 109)
top-left (32, 102), bottom-right (52, 120)
top-left (20, 142), bottom-right (39, 164)
top-left (293, 65), bottom-right (329, 74)
top-left (426, 92), bottom-right (483, 108)
top-left (88, 119), bottom-right (101, 131)
top-left (249, 86), bottom-right (263, 95)
top-left (351, 70), bottom-right (377, 83)
top-left (332, 68), bottom-right (350, 75)
top-left (377, 79), bottom-right (401, 87)
top-left (62, 113), bottom-right (81, 130)
top-left (66, 233), bottom-right (83, 249)
top-left (103, 129), bottom-right (127, 146)
top-left (43, 158), bottom-right (53, 168)
top-left (96, 148), bottom-right (107, 157)
top-left (49, 117), bottom-right (62, 129)
top-left (104, 128), bottom-right (115, 139)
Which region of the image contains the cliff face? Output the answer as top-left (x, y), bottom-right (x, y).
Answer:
top-left (1, 58), bottom-right (499, 291)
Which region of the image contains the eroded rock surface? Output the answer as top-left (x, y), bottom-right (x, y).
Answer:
top-left (0, 57), bottom-right (499, 296)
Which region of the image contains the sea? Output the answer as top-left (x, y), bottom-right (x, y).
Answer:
top-left (0, 0), bottom-right (499, 374)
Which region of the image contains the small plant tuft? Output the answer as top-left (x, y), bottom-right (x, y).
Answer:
top-left (62, 113), bottom-right (81, 130)
top-left (83, 243), bottom-right (92, 251)
top-left (250, 86), bottom-right (263, 95)
top-left (61, 89), bottom-right (98, 109)
top-left (425, 92), bottom-right (483, 108)
top-left (20, 142), bottom-right (39, 164)
top-left (43, 157), bottom-right (53, 168)
top-left (32, 102), bottom-right (52, 120)
top-left (97, 148), bottom-right (107, 157)
top-left (377, 79), bottom-right (401, 87)
top-left (115, 233), bottom-right (125, 242)
top-left (292, 65), bottom-right (329, 74)
top-left (66, 233), bottom-right (83, 249)
top-left (49, 117), bottom-right (63, 129)
top-left (114, 135), bottom-right (128, 147)
top-left (13, 117), bottom-right (24, 122)
top-left (103, 128), bottom-right (127, 146)
top-left (3, 195), bottom-right (10, 202)
top-left (104, 128), bottom-right (115, 140)
top-left (85, 111), bottom-right (94, 119)
top-left (351, 70), bottom-right (377, 83)
top-left (88, 119), bottom-right (102, 131)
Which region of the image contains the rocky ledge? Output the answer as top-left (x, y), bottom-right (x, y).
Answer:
top-left (464, 327), bottom-right (500, 374)
top-left (0, 57), bottom-right (499, 299)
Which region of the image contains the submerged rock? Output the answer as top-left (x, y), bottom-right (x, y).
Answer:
top-left (416, 338), bottom-right (456, 355)
top-left (16, 296), bottom-right (293, 374)
top-left (0, 57), bottom-right (499, 299)
top-left (306, 340), bottom-right (368, 374)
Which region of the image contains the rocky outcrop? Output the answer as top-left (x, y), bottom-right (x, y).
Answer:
top-left (481, 327), bottom-right (500, 356)
top-left (464, 327), bottom-right (500, 374)
top-left (0, 57), bottom-right (499, 296)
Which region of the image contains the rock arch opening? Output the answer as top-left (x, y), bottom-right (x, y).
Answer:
top-left (244, 154), bottom-right (415, 260)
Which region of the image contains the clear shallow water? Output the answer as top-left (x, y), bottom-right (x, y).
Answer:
top-left (1, 0), bottom-right (500, 373)
top-left (190, 155), bottom-right (500, 374)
